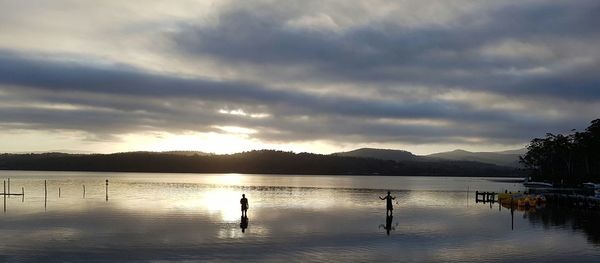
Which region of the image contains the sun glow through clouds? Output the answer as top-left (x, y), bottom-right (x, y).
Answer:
top-left (218, 109), bottom-right (270, 118)
top-left (123, 132), bottom-right (265, 154)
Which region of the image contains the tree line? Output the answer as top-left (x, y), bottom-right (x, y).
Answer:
top-left (0, 150), bottom-right (518, 177)
top-left (520, 119), bottom-right (600, 185)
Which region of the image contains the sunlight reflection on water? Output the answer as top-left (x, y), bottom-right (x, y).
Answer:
top-left (201, 188), bottom-right (243, 222)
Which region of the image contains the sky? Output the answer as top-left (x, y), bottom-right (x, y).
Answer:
top-left (0, 0), bottom-right (599, 155)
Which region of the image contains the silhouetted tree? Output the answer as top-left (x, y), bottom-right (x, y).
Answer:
top-left (520, 119), bottom-right (600, 185)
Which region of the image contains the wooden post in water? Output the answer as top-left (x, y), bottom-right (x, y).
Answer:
top-left (510, 198), bottom-right (514, 230)
top-left (44, 180), bottom-right (47, 211)
top-left (3, 180), bottom-right (6, 213)
top-left (105, 179), bottom-right (109, 202)
top-left (59, 187), bottom-right (61, 198)
top-left (21, 187), bottom-right (24, 202)
top-left (82, 185), bottom-right (86, 198)
top-left (466, 185), bottom-right (469, 207)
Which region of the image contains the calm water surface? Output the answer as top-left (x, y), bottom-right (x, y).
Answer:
top-left (0, 171), bottom-right (598, 262)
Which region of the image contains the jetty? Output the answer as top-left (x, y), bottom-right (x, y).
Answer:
top-left (472, 187), bottom-right (600, 210)
top-left (474, 191), bottom-right (497, 203)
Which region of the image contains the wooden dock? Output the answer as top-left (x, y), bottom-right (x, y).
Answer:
top-left (475, 191), bottom-right (497, 203)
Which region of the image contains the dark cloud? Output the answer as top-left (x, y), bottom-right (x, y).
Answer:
top-left (172, 0), bottom-right (600, 100)
top-left (0, 50), bottom-right (592, 146)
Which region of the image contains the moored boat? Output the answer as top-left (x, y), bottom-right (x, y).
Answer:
top-left (523, 181), bottom-right (553, 188)
top-left (517, 198), bottom-right (529, 207)
top-left (582, 182), bottom-right (600, 198)
top-left (535, 194), bottom-right (546, 203)
top-left (498, 192), bottom-right (523, 204)
top-left (528, 197), bottom-right (537, 207)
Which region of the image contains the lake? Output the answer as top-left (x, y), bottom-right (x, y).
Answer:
top-left (0, 171), bottom-right (599, 262)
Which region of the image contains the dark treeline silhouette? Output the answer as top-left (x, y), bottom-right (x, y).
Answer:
top-left (0, 150), bottom-right (518, 176)
top-left (520, 119), bottom-right (600, 185)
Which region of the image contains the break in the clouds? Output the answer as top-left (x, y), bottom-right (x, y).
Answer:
top-left (0, 0), bottom-right (599, 154)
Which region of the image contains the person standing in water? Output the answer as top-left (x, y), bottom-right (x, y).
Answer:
top-left (379, 191), bottom-right (396, 216)
top-left (240, 194), bottom-right (249, 217)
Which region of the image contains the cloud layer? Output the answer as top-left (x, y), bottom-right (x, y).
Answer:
top-left (1, 0), bottom-right (599, 153)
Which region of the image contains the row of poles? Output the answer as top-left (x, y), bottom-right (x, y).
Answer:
top-left (3, 178), bottom-right (109, 212)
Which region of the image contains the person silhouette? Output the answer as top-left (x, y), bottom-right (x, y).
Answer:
top-left (240, 215), bottom-right (249, 233)
top-left (240, 194), bottom-right (249, 217)
top-left (379, 191), bottom-right (396, 216)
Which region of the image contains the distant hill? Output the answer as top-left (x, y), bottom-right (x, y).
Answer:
top-left (494, 148), bottom-right (528, 155)
top-left (11, 150), bottom-right (94, 154)
top-left (150, 151), bottom-right (212, 156)
top-left (0, 150), bottom-right (521, 177)
top-left (334, 147), bottom-right (525, 168)
top-left (426, 149), bottom-right (524, 168)
top-left (9, 150), bottom-right (212, 156)
top-left (333, 148), bottom-right (421, 161)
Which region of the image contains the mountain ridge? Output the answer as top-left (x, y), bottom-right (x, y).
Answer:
top-left (333, 148), bottom-right (421, 161)
top-left (334, 148), bottom-right (525, 168)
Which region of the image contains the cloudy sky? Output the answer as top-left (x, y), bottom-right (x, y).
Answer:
top-left (0, 0), bottom-right (599, 155)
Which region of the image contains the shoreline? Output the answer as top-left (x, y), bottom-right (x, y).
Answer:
top-left (0, 168), bottom-right (525, 177)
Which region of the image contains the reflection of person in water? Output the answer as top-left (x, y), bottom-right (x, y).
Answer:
top-left (378, 215), bottom-right (394, 235)
top-left (379, 191), bottom-right (396, 216)
top-left (240, 215), bottom-right (249, 233)
top-left (240, 194), bottom-right (249, 217)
